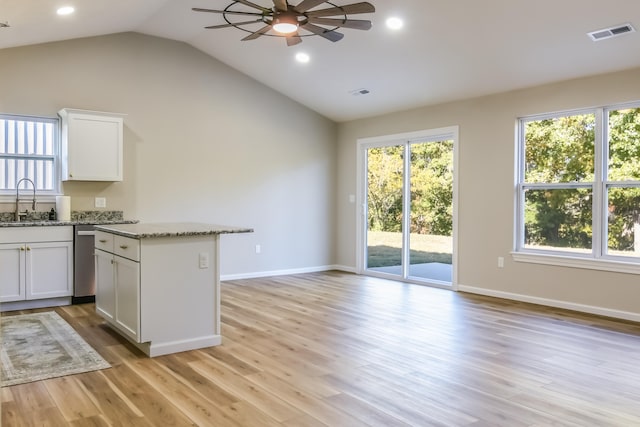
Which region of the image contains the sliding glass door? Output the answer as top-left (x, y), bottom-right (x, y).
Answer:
top-left (360, 128), bottom-right (457, 287)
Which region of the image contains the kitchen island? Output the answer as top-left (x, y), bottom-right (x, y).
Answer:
top-left (93, 222), bottom-right (253, 357)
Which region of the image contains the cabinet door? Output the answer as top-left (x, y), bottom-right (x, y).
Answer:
top-left (61, 111), bottom-right (123, 181)
top-left (0, 243), bottom-right (26, 302)
top-left (95, 249), bottom-right (115, 321)
top-left (26, 242), bottom-right (73, 300)
top-left (114, 255), bottom-right (140, 342)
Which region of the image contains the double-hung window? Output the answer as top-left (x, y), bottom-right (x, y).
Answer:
top-left (515, 103), bottom-right (640, 273)
top-left (0, 114), bottom-right (60, 198)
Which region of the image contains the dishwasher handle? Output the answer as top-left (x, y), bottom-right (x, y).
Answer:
top-left (77, 230), bottom-right (96, 236)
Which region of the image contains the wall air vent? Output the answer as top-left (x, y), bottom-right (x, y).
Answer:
top-left (349, 88), bottom-right (371, 96)
top-left (588, 23), bottom-right (635, 41)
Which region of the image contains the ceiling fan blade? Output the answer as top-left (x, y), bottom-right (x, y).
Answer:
top-left (235, 0), bottom-right (271, 11)
top-left (301, 23), bottom-right (344, 42)
top-left (286, 33), bottom-right (303, 46)
top-left (305, 2), bottom-right (375, 17)
top-left (272, 0), bottom-right (288, 11)
top-left (192, 8), bottom-right (264, 17)
top-left (293, 0), bottom-right (327, 13)
top-left (241, 25), bottom-right (272, 41)
top-left (307, 17), bottom-right (371, 30)
top-left (205, 19), bottom-right (264, 29)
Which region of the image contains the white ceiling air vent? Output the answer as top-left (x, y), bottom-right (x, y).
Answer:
top-left (588, 23), bottom-right (635, 41)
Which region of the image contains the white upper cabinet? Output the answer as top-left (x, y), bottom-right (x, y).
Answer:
top-left (59, 108), bottom-right (125, 181)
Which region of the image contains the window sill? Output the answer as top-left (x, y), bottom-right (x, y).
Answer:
top-left (0, 194), bottom-right (61, 204)
top-left (512, 251), bottom-right (640, 275)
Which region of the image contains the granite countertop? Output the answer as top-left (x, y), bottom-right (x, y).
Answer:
top-left (94, 222), bottom-right (254, 239)
top-left (0, 210), bottom-right (137, 227)
top-left (0, 219), bottom-right (138, 227)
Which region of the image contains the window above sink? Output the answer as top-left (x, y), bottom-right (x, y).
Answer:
top-left (0, 114), bottom-right (61, 202)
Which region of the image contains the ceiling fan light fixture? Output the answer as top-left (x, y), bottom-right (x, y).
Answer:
top-left (272, 14), bottom-right (299, 34)
top-left (194, 1), bottom-right (375, 45)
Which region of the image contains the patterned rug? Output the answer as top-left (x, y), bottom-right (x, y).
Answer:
top-left (1, 311), bottom-right (110, 387)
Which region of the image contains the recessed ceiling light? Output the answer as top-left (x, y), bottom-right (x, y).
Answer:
top-left (56, 6), bottom-right (75, 16)
top-left (386, 17), bottom-right (404, 30)
top-left (295, 52), bottom-right (310, 63)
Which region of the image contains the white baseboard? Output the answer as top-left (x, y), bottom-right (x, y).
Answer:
top-left (147, 335), bottom-right (222, 357)
top-left (332, 265), bottom-right (356, 273)
top-left (1, 297), bottom-right (71, 313)
top-left (458, 284), bottom-right (640, 323)
top-left (221, 265), bottom-right (353, 281)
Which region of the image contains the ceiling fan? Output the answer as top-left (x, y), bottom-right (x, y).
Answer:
top-left (193, 0), bottom-right (375, 46)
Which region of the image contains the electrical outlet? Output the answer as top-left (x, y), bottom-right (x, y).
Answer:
top-left (498, 256), bottom-right (504, 268)
top-left (199, 253), bottom-right (209, 269)
top-left (95, 197), bottom-right (106, 208)
top-left (255, 244), bottom-right (261, 254)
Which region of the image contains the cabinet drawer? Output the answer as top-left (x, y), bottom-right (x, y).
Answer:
top-left (95, 231), bottom-right (114, 252)
top-left (0, 226), bottom-right (73, 244)
top-left (114, 235), bottom-right (140, 261)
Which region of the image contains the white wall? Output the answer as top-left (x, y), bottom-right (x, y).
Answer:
top-left (3, 31), bottom-right (640, 320)
top-left (336, 67), bottom-right (640, 320)
top-left (0, 32), bottom-right (337, 276)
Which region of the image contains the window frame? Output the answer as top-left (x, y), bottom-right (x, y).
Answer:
top-left (0, 113), bottom-right (61, 202)
top-left (513, 102), bottom-right (640, 275)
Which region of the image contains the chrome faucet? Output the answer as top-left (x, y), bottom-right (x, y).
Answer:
top-left (15, 178), bottom-right (36, 221)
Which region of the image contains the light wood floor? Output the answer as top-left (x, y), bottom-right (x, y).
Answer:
top-left (2, 271), bottom-right (640, 426)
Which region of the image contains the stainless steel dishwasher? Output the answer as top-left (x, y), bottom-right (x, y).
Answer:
top-left (73, 224), bottom-right (96, 304)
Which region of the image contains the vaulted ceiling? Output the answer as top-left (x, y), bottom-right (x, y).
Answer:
top-left (2, 0), bottom-right (640, 121)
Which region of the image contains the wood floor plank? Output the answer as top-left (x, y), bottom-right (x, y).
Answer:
top-left (188, 353), bottom-right (305, 423)
top-left (123, 356), bottom-right (238, 427)
top-left (323, 392), bottom-right (414, 427)
top-left (68, 414), bottom-right (111, 427)
top-left (44, 376), bottom-right (102, 422)
top-left (0, 387), bottom-right (13, 403)
top-left (215, 337), bottom-right (341, 399)
top-left (99, 363), bottom-right (197, 426)
top-left (243, 370), bottom-right (370, 427)
top-left (1, 401), bottom-right (25, 427)
top-left (158, 353), bottom-right (240, 408)
top-left (77, 370), bottom-right (150, 426)
top-left (2, 271), bottom-right (640, 426)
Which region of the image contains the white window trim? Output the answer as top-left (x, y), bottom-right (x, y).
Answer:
top-left (514, 102), bottom-right (640, 273)
top-left (512, 251), bottom-right (640, 275)
top-left (0, 113), bottom-right (62, 203)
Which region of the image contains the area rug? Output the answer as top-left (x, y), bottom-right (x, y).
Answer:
top-left (1, 311), bottom-right (110, 387)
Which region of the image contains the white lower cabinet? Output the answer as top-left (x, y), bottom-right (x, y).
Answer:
top-left (0, 243), bottom-right (25, 302)
top-left (95, 249), bottom-right (115, 321)
top-left (0, 227), bottom-right (73, 306)
top-left (114, 255), bottom-right (140, 341)
top-left (95, 243), bottom-right (140, 342)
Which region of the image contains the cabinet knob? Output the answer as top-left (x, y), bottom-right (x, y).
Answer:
top-left (26, 246), bottom-right (31, 251)
top-left (110, 259), bottom-right (114, 265)
top-left (20, 246), bottom-right (25, 251)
